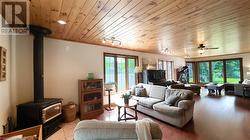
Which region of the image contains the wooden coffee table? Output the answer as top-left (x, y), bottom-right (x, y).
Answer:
top-left (206, 84), bottom-right (224, 95)
top-left (115, 99), bottom-right (138, 121)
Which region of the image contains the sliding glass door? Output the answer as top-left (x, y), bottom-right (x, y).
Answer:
top-left (104, 53), bottom-right (137, 91)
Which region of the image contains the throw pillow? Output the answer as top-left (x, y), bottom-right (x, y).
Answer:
top-left (165, 94), bottom-right (179, 106)
top-left (135, 87), bottom-right (147, 97)
top-left (242, 79), bottom-right (250, 85)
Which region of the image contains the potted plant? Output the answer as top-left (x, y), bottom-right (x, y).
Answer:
top-left (121, 93), bottom-right (132, 104)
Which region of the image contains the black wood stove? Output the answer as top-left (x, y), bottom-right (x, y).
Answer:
top-left (17, 25), bottom-right (63, 139)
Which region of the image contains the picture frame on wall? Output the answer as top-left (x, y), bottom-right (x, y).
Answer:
top-left (0, 46), bottom-right (7, 81)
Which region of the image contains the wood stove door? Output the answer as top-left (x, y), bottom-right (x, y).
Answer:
top-left (42, 103), bottom-right (62, 123)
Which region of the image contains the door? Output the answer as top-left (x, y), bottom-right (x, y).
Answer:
top-left (117, 57), bottom-right (126, 91)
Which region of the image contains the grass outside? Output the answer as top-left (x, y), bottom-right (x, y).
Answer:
top-left (213, 77), bottom-right (240, 84)
top-left (189, 77), bottom-right (240, 84)
top-left (226, 78), bottom-right (240, 83)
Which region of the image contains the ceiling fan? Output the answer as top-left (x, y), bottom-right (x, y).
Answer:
top-left (197, 44), bottom-right (219, 55)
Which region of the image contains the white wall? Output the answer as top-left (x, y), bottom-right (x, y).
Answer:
top-left (0, 35), bottom-right (11, 134)
top-left (11, 36), bottom-right (185, 107)
top-left (186, 53), bottom-right (250, 79)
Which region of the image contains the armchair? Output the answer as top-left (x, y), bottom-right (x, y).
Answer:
top-left (234, 84), bottom-right (250, 97)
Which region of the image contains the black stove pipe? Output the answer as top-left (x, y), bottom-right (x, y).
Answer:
top-left (29, 25), bottom-right (51, 102)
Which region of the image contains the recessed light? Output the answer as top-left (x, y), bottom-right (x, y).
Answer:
top-left (102, 39), bottom-right (106, 44)
top-left (57, 20), bottom-right (66, 25)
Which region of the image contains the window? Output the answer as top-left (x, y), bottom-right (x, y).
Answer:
top-left (189, 58), bottom-right (242, 84)
top-left (226, 59), bottom-right (241, 83)
top-left (104, 53), bottom-right (138, 91)
top-left (158, 60), bottom-right (163, 70)
top-left (198, 62), bottom-right (210, 83)
top-left (128, 58), bottom-right (136, 88)
top-left (158, 60), bottom-right (173, 80)
top-left (211, 61), bottom-right (224, 84)
top-left (186, 62), bottom-right (195, 83)
top-left (166, 61), bottom-right (173, 80)
top-left (104, 56), bottom-right (115, 83)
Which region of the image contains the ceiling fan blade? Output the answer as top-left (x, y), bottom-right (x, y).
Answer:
top-left (185, 46), bottom-right (197, 49)
top-left (204, 47), bottom-right (219, 50)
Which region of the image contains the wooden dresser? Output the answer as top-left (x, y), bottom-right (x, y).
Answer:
top-left (78, 79), bottom-right (104, 120)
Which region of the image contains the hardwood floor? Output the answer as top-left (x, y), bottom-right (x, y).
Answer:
top-left (48, 91), bottom-right (250, 140)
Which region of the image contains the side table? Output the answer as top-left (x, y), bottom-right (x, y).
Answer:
top-left (115, 99), bottom-right (138, 121)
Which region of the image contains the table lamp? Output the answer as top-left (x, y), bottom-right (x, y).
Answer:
top-left (104, 82), bottom-right (116, 111)
top-left (135, 66), bottom-right (143, 83)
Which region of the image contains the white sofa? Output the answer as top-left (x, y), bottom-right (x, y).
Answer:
top-left (74, 120), bottom-right (162, 140)
top-left (131, 83), bottom-right (195, 128)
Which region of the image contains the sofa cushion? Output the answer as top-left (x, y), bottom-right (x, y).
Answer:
top-left (164, 94), bottom-right (179, 106)
top-left (153, 102), bottom-right (184, 117)
top-left (135, 87), bottom-right (147, 97)
top-left (149, 85), bottom-right (166, 100)
top-left (138, 98), bottom-right (162, 109)
top-left (131, 96), bottom-right (148, 102)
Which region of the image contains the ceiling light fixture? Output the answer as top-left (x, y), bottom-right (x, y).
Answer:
top-left (102, 37), bottom-right (122, 47)
top-left (198, 49), bottom-right (205, 55)
top-left (161, 47), bottom-right (173, 55)
top-left (57, 20), bottom-right (67, 25)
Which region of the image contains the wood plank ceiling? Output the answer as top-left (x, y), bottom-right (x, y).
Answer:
top-left (30, 0), bottom-right (250, 58)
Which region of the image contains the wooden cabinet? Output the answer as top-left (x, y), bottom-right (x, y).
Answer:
top-left (78, 79), bottom-right (104, 120)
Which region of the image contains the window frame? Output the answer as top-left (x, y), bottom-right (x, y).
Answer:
top-left (104, 53), bottom-right (138, 91)
top-left (186, 62), bottom-right (196, 83)
top-left (186, 58), bottom-right (243, 84)
top-left (158, 59), bottom-right (174, 80)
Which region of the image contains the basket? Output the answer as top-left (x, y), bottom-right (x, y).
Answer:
top-left (62, 103), bottom-right (77, 123)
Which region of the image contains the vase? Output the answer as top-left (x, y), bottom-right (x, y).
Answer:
top-left (124, 99), bottom-right (129, 104)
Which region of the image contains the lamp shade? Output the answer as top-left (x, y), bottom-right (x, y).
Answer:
top-left (104, 83), bottom-right (116, 90)
top-left (146, 64), bottom-right (155, 70)
top-left (135, 66), bottom-right (143, 73)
